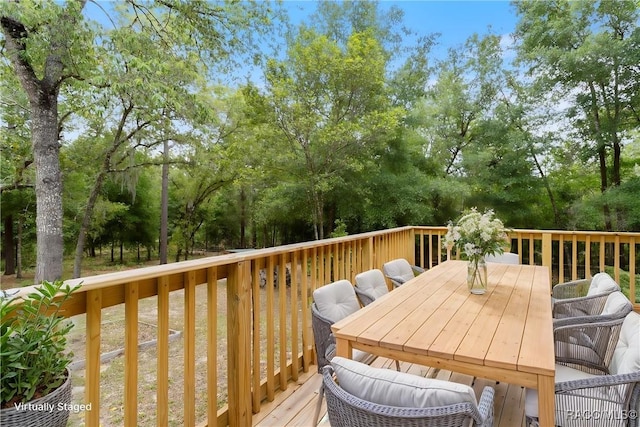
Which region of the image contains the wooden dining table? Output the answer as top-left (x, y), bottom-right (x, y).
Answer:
top-left (332, 259), bottom-right (555, 427)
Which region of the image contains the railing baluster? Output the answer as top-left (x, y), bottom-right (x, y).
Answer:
top-left (559, 235), bottom-right (564, 283)
top-left (157, 276), bottom-right (169, 427)
top-left (630, 238), bottom-right (636, 303)
top-left (124, 282), bottom-right (139, 427)
top-left (291, 251), bottom-right (300, 381)
top-left (301, 249), bottom-right (311, 372)
top-left (585, 235), bottom-right (592, 278)
top-left (600, 235), bottom-right (606, 271)
top-left (85, 289), bottom-right (102, 427)
top-left (572, 235), bottom-right (578, 281)
top-left (184, 271), bottom-right (196, 426)
top-left (614, 235), bottom-right (621, 284)
top-left (266, 256), bottom-right (275, 401)
top-left (278, 254), bottom-right (287, 391)
top-left (207, 267), bottom-right (219, 425)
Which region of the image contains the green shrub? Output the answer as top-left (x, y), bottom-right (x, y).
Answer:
top-left (1, 280), bottom-right (79, 407)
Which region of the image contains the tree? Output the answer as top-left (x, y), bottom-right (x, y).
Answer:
top-left (263, 27), bottom-right (403, 239)
top-left (514, 0), bottom-right (640, 231)
top-left (2, 1), bottom-right (93, 281)
top-left (1, 0), bottom-right (280, 281)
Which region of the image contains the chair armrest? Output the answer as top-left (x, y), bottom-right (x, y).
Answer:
top-left (477, 386), bottom-right (495, 427)
top-left (554, 371), bottom-right (640, 427)
top-left (411, 265), bottom-right (425, 275)
top-left (552, 292), bottom-right (610, 319)
top-left (552, 279), bottom-right (589, 299)
top-left (387, 276), bottom-right (406, 287)
top-left (556, 370), bottom-right (640, 394)
top-left (353, 287), bottom-right (375, 306)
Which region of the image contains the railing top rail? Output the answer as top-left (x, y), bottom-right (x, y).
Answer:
top-left (6, 226), bottom-right (415, 297)
top-left (6, 226), bottom-right (638, 298)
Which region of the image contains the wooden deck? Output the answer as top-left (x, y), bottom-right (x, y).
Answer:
top-left (252, 357), bottom-right (527, 427)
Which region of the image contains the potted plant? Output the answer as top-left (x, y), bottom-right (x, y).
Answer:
top-left (1, 280), bottom-right (80, 427)
top-left (443, 208), bottom-right (509, 294)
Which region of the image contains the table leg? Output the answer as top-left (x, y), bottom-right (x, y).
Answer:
top-left (537, 374), bottom-right (555, 427)
top-left (335, 337), bottom-right (353, 359)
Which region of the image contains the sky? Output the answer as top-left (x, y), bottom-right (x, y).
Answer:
top-left (82, 1), bottom-right (521, 82)
top-left (284, 1), bottom-right (519, 60)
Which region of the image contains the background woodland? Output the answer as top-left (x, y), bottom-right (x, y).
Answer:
top-left (1, 1), bottom-right (639, 282)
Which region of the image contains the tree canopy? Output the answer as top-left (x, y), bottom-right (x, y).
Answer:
top-left (2, 0), bottom-right (639, 281)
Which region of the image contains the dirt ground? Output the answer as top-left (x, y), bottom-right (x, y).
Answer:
top-left (61, 278), bottom-right (301, 426)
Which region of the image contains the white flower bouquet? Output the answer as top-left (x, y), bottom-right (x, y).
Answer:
top-left (443, 208), bottom-right (509, 294)
top-left (443, 208), bottom-right (509, 263)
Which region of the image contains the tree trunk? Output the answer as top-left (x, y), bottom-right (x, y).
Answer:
top-left (73, 170), bottom-right (107, 278)
top-left (3, 215), bottom-right (16, 275)
top-left (240, 187), bottom-right (246, 248)
top-left (2, 8), bottom-right (86, 283)
top-left (159, 138), bottom-right (169, 264)
top-left (16, 214), bottom-right (23, 279)
top-left (32, 94), bottom-right (64, 282)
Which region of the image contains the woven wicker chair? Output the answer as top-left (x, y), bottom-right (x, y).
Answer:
top-left (553, 289), bottom-right (632, 320)
top-left (311, 279), bottom-right (372, 373)
top-left (382, 259), bottom-right (425, 288)
top-left (319, 364), bottom-right (495, 427)
top-left (552, 272), bottom-right (620, 300)
top-left (354, 269), bottom-right (389, 306)
top-left (525, 311), bottom-right (640, 427)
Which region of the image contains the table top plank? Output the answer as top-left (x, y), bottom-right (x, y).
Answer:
top-left (403, 263), bottom-right (510, 358)
top-left (518, 266), bottom-right (555, 375)
top-left (484, 266), bottom-right (535, 370)
top-left (370, 264), bottom-right (466, 351)
top-left (453, 264), bottom-right (518, 364)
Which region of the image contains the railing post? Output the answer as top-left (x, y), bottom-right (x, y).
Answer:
top-left (228, 261), bottom-right (252, 427)
top-left (542, 233), bottom-right (553, 285)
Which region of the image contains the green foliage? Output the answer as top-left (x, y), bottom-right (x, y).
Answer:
top-left (328, 220), bottom-right (348, 238)
top-left (1, 280), bottom-right (80, 405)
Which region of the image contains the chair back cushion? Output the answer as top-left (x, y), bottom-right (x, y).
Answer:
top-left (312, 280), bottom-right (360, 323)
top-left (600, 291), bottom-right (631, 316)
top-left (382, 259), bottom-right (415, 284)
top-left (330, 356), bottom-right (477, 408)
top-left (587, 272), bottom-right (619, 296)
top-left (609, 311), bottom-right (640, 375)
top-left (485, 252), bottom-right (519, 264)
top-left (354, 269), bottom-right (388, 300)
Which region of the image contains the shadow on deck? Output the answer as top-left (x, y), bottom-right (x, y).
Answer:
top-left (252, 358), bottom-right (527, 427)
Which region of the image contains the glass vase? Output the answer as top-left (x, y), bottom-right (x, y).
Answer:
top-left (467, 258), bottom-right (487, 294)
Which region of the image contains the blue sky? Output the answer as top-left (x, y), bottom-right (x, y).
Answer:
top-left (285, 1), bottom-right (519, 60)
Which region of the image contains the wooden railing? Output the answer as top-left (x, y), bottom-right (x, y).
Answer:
top-left (413, 227), bottom-right (639, 303)
top-left (5, 227), bottom-right (638, 426)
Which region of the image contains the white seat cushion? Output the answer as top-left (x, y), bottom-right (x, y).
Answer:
top-left (609, 311), bottom-right (640, 375)
top-left (355, 269), bottom-right (389, 300)
top-left (601, 291), bottom-right (631, 316)
top-left (383, 259), bottom-right (416, 284)
top-left (331, 356), bottom-right (477, 408)
top-left (587, 272), bottom-right (619, 296)
top-left (313, 280), bottom-right (360, 323)
top-left (485, 252), bottom-right (519, 264)
top-left (525, 364), bottom-right (599, 419)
